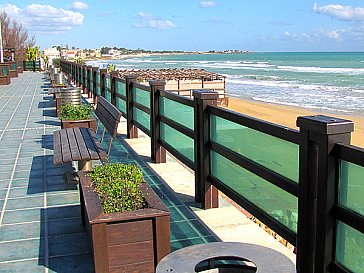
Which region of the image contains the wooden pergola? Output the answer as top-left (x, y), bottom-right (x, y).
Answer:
top-left (118, 68), bottom-right (228, 106)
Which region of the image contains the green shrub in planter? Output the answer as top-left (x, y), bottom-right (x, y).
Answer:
top-left (88, 163), bottom-right (147, 213)
top-left (59, 103), bottom-right (93, 121)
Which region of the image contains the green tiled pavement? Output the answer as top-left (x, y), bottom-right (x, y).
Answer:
top-left (0, 72), bottom-right (92, 273)
top-left (0, 72), bottom-right (218, 273)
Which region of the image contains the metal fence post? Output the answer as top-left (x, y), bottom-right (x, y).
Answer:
top-left (296, 115), bottom-right (353, 273)
top-left (150, 80), bottom-right (167, 163)
top-left (110, 71), bottom-right (119, 106)
top-left (193, 90), bottom-right (219, 209)
top-left (125, 74), bottom-right (138, 139)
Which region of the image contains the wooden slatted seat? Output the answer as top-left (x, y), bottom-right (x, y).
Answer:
top-left (53, 96), bottom-right (122, 171)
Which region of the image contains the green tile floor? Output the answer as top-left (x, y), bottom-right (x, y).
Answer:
top-left (0, 72), bottom-right (217, 273)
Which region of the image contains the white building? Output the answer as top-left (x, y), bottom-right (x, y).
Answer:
top-left (44, 47), bottom-right (60, 64)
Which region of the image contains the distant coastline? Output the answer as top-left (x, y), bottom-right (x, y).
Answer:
top-left (81, 50), bottom-right (253, 62)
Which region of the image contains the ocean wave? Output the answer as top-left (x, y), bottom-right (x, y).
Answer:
top-left (251, 97), bottom-right (351, 113)
top-left (277, 65), bottom-right (364, 75)
top-left (226, 75), bottom-right (363, 94)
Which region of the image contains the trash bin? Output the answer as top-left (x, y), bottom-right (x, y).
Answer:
top-left (56, 87), bottom-right (82, 116)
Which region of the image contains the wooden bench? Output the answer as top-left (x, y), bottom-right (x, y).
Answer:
top-left (53, 96), bottom-right (122, 171)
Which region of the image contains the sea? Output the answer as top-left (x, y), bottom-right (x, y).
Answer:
top-left (87, 52), bottom-right (364, 116)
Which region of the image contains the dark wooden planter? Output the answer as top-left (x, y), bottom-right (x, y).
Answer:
top-left (0, 64), bottom-right (10, 85)
top-left (61, 118), bottom-right (97, 131)
top-left (78, 171), bottom-right (171, 273)
top-left (0, 76), bottom-right (10, 85)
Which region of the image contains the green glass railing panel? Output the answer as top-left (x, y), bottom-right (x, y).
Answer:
top-left (160, 97), bottom-right (194, 130)
top-left (133, 107), bottom-right (150, 131)
top-left (17, 62), bottom-right (22, 69)
top-left (116, 97), bottom-right (126, 115)
top-left (211, 151), bottom-right (298, 232)
top-left (210, 115), bottom-right (299, 183)
top-left (96, 86), bottom-right (101, 96)
top-left (1, 67), bottom-right (7, 76)
top-left (24, 61), bottom-right (33, 69)
top-left (161, 122), bottom-right (194, 162)
top-left (10, 63), bottom-right (16, 70)
top-left (132, 87), bottom-right (150, 109)
top-left (339, 161), bottom-right (364, 217)
top-left (105, 91), bottom-right (111, 102)
top-left (96, 73), bottom-right (100, 84)
top-left (336, 221), bottom-right (364, 273)
top-left (116, 81), bottom-right (126, 96)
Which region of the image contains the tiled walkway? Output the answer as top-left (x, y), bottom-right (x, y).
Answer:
top-left (0, 72), bottom-right (217, 272)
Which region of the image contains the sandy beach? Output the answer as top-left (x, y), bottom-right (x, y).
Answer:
top-left (227, 97), bottom-right (364, 148)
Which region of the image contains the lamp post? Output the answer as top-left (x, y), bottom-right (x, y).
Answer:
top-left (0, 21), bottom-right (3, 63)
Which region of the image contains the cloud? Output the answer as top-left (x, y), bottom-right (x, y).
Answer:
top-left (270, 20), bottom-right (291, 26)
top-left (0, 4), bottom-right (84, 34)
top-left (313, 3), bottom-right (364, 22)
top-left (199, 1), bottom-right (218, 8)
top-left (207, 17), bottom-right (228, 24)
top-left (134, 12), bottom-right (176, 29)
top-left (71, 2), bottom-right (89, 10)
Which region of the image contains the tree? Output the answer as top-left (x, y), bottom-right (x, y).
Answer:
top-left (0, 11), bottom-right (35, 61)
top-left (41, 51), bottom-right (49, 70)
top-left (25, 46), bottom-right (40, 61)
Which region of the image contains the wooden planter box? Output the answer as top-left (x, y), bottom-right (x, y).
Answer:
top-left (0, 76), bottom-right (10, 85)
top-left (78, 171), bottom-right (171, 273)
top-left (61, 118), bottom-right (97, 131)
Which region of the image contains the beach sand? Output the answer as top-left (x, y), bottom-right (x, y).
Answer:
top-left (227, 97), bottom-right (364, 148)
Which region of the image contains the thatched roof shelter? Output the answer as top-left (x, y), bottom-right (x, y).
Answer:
top-left (118, 68), bottom-right (228, 106)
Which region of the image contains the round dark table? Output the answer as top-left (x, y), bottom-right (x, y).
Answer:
top-left (156, 242), bottom-right (296, 273)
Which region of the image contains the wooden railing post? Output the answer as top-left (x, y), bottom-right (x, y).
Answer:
top-left (193, 90), bottom-right (219, 209)
top-left (150, 80), bottom-right (167, 163)
top-left (296, 115), bottom-right (353, 273)
top-left (91, 67), bottom-right (98, 98)
top-left (77, 64), bottom-right (81, 87)
top-left (125, 74), bottom-right (138, 139)
top-left (86, 65), bottom-right (92, 97)
top-left (99, 69), bottom-right (107, 98)
top-left (110, 71), bottom-right (119, 106)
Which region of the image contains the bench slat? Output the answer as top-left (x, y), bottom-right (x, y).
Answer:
top-left (60, 129), bottom-right (73, 163)
top-left (88, 129), bottom-right (107, 160)
top-left (79, 127), bottom-right (100, 160)
top-left (53, 130), bottom-right (63, 165)
top-left (66, 128), bottom-right (82, 161)
top-left (72, 127), bottom-right (90, 160)
top-left (95, 96), bottom-right (122, 137)
top-left (97, 96), bottom-right (121, 121)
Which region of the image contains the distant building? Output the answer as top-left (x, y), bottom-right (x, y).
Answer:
top-left (44, 47), bottom-right (60, 64)
top-left (89, 49), bottom-right (101, 58)
top-left (109, 49), bottom-right (121, 56)
top-left (65, 51), bottom-right (76, 59)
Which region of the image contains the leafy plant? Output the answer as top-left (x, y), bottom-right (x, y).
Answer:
top-left (59, 103), bottom-right (93, 120)
top-left (88, 163), bottom-right (147, 213)
top-left (52, 58), bottom-right (60, 68)
top-left (107, 64), bottom-right (116, 73)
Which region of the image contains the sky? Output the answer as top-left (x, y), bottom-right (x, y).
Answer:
top-left (1, 0), bottom-right (364, 52)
